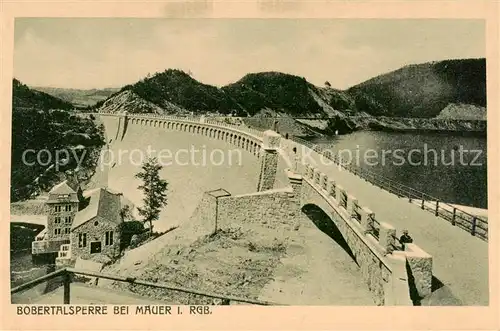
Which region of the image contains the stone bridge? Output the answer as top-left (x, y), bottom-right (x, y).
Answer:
top-left (94, 112), bottom-right (487, 306)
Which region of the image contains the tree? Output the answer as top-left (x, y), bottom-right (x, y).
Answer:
top-left (135, 157), bottom-right (168, 235)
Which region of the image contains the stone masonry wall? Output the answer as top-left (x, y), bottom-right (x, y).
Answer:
top-left (301, 180), bottom-right (391, 305)
top-left (71, 216), bottom-right (121, 260)
top-left (216, 189), bottom-right (300, 232)
top-left (257, 150), bottom-right (279, 192)
top-left (186, 192), bottom-right (218, 236)
top-left (46, 201), bottom-right (79, 241)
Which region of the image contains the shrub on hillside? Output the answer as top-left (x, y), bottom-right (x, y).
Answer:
top-left (119, 220), bottom-right (146, 250)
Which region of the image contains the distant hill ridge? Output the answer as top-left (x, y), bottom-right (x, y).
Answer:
top-left (31, 58), bottom-right (486, 120)
top-left (13, 79), bottom-right (73, 110)
top-left (34, 86), bottom-right (120, 108)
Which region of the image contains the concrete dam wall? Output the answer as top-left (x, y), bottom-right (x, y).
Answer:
top-left (98, 114), bottom-right (267, 232)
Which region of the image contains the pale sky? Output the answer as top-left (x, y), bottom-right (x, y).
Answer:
top-left (13, 18), bottom-right (485, 90)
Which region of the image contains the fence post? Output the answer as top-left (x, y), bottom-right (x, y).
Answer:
top-left (471, 217), bottom-right (477, 236)
top-left (452, 208), bottom-right (456, 226)
top-left (435, 200), bottom-right (439, 216)
top-left (63, 270), bottom-right (71, 304)
top-left (421, 194), bottom-right (425, 210)
top-left (336, 185), bottom-right (345, 207)
top-left (379, 222), bottom-right (396, 254)
top-left (346, 194), bottom-right (358, 220)
top-left (319, 173), bottom-right (327, 190)
top-left (360, 207), bottom-right (374, 233)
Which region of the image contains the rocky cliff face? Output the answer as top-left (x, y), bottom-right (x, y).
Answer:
top-left (97, 90), bottom-right (187, 115)
top-left (435, 103), bottom-right (486, 121)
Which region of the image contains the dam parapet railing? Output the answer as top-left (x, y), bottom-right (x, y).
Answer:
top-left (97, 112), bottom-right (266, 158)
top-left (102, 112), bottom-right (265, 138)
top-left (282, 135), bottom-right (488, 242)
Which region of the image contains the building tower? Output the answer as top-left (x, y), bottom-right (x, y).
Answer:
top-left (45, 180), bottom-right (80, 241)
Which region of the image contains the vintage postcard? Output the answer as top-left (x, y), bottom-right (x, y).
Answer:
top-left (1, 0), bottom-right (498, 330)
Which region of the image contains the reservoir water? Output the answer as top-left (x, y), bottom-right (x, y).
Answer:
top-left (310, 131), bottom-right (487, 209)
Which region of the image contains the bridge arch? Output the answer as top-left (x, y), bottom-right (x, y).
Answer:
top-left (301, 203), bottom-right (356, 262)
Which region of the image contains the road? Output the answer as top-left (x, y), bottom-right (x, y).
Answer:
top-left (291, 143), bottom-right (489, 305)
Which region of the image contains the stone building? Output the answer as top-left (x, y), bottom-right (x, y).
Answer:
top-left (34, 180), bottom-right (127, 265)
top-left (32, 180), bottom-right (79, 256)
top-left (46, 181), bottom-right (79, 241)
top-left (70, 188), bottom-right (123, 260)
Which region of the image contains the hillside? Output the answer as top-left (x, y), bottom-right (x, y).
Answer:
top-left (435, 103), bottom-right (486, 120)
top-left (113, 69), bottom-right (242, 115)
top-left (90, 58), bottom-right (486, 130)
top-left (13, 79), bottom-right (73, 110)
top-left (96, 90), bottom-right (186, 115)
top-left (11, 79), bottom-right (105, 201)
top-left (349, 58), bottom-right (486, 118)
top-left (34, 86), bottom-right (120, 108)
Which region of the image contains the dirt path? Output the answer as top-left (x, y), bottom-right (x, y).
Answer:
top-left (258, 214), bottom-right (375, 305)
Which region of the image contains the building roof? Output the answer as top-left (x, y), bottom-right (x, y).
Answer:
top-left (47, 180), bottom-right (79, 203)
top-left (71, 188), bottom-right (123, 231)
top-left (48, 180), bottom-right (76, 195)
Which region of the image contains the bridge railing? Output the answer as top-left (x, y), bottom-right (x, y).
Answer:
top-left (303, 162), bottom-right (430, 263)
top-left (303, 162), bottom-right (427, 259)
top-left (288, 136), bottom-right (487, 241)
top-left (369, 214), bottom-right (380, 239)
top-left (11, 267), bottom-right (281, 306)
top-left (352, 201), bottom-right (362, 224)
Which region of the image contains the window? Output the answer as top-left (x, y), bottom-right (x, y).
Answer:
top-left (54, 217), bottom-right (61, 224)
top-left (54, 228), bottom-right (61, 236)
top-left (54, 206), bottom-right (62, 212)
top-left (105, 231), bottom-right (114, 246)
top-left (64, 228), bottom-right (71, 234)
top-left (65, 205), bottom-right (72, 212)
top-left (78, 233), bottom-right (87, 248)
top-left (65, 216), bottom-right (72, 224)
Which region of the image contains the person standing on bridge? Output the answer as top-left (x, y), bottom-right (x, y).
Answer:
top-left (399, 229), bottom-right (413, 250)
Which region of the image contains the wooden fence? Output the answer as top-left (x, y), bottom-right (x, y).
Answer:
top-left (11, 268), bottom-right (281, 305)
